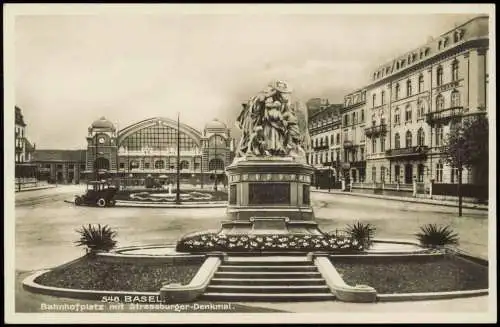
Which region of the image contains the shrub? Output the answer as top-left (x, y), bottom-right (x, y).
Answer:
top-left (415, 224), bottom-right (459, 248)
top-left (344, 221), bottom-right (376, 249)
top-left (176, 233), bottom-right (364, 253)
top-left (75, 224), bottom-right (118, 254)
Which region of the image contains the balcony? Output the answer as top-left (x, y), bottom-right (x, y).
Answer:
top-left (426, 106), bottom-right (463, 126)
top-left (385, 146), bottom-right (429, 159)
top-left (350, 160), bottom-right (366, 169)
top-left (365, 124), bottom-right (387, 138)
top-left (343, 140), bottom-right (354, 148)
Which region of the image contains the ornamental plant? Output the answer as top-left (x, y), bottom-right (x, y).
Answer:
top-left (75, 224), bottom-right (118, 254)
top-left (175, 233), bottom-right (364, 253)
top-left (344, 221), bottom-right (376, 249)
top-left (415, 224), bottom-right (459, 248)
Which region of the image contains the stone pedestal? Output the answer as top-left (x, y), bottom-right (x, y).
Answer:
top-left (219, 156), bottom-right (323, 235)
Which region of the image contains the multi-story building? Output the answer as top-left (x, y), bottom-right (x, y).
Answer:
top-left (32, 150), bottom-right (87, 184)
top-left (85, 116), bottom-right (235, 186)
top-left (15, 106), bottom-right (35, 163)
top-left (342, 89), bottom-right (368, 183)
top-left (354, 15), bottom-right (488, 190)
top-left (307, 103), bottom-right (343, 188)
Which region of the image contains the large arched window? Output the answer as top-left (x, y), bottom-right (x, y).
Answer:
top-left (406, 80), bottom-right (412, 97)
top-left (209, 158), bottom-right (224, 171)
top-left (452, 60), bottom-right (459, 81)
top-left (121, 124), bottom-right (198, 152)
top-left (436, 94), bottom-right (445, 111)
top-left (208, 135), bottom-right (226, 148)
top-left (451, 90), bottom-right (461, 107)
top-left (436, 66), bottom-right (443, 86)
top-left (405, 131), bottom-right (412, 148)
top-left (417, 128), bottom-right (425, 146)
top-left (394, 133), bottom-right (401, 149)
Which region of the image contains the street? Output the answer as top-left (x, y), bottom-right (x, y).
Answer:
top-left (14, 185), bottom-right (488, 272)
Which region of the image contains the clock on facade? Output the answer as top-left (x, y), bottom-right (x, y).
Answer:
top-left (98, 137), bottom-right (105, 144)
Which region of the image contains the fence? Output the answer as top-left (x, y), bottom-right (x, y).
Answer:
top-left (432, 183), bottom-right (488, 202)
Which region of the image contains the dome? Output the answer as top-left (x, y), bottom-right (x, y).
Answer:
top-left (205, 118), bottom-right (227, 130)
top-left (91, 116), bottom-right (114, 129)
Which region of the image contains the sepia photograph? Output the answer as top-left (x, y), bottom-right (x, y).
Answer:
top-left (4, 3), bottom-right (496, 324)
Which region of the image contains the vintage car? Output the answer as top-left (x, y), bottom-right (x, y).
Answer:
top-left (74, 181), bottom-right (118, 207)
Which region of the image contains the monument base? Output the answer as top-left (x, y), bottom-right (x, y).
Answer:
top-left (221, 156), bottom-right (324, 235)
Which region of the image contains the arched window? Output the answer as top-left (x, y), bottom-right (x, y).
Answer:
top-left (394, 107), bottom-right (401, 125)
top-left (208, 158), bottom-right (224, 171)
top-left (395, 133), bottom-right (401, 149)
top-left (452, 60), bottom-right (459, 81)
top-left (417, 100), bottom-right (426, 119)
top-left (154, 160), bottom-right (164, 169)
top-left (436, 66), bottom-right (443, 86)
top-left (406, 80), bottom-right (412, 96)
top-left (405, 105), bottom-right (412, 122)
top-left (417, 128), bottom-right (425, 146)
top-left (395, 83), bottom-right (400, 100)
top-left (405, 131), bottom-right (412, 148)
top-left (436, 94), bottom-right (445, 111)
top-left (451, 90), bottom-right (461, 107)
top-left (179, 160), bottom-right (190, 170)
top-left (95, 157), bottom-right (110, 170)
top-left (129, 160), bottom-right (139, 170)
top-left (418, 75), bottom-right (424, 93)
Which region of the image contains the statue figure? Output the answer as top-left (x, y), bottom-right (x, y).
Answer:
top-left (235, 80), bottom-right (308, 159)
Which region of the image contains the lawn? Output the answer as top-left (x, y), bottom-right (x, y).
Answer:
top-left (333, 254), bottom-right (488, 294)
top-left (34, 255), bottom-right (203, 292)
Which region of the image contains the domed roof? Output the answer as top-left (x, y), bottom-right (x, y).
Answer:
top-left (205, 118), bottom-right (227, 130)
top-left (91, 116), bottom-right (114, 129)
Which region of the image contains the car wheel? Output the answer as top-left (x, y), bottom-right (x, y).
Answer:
top-left (96, 198), bottom-right (106, 207)
top-left (75, 197), bottom-right (82, 206)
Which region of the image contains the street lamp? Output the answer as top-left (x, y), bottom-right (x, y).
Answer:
top-left (175, 113), bottom-right (181, 204)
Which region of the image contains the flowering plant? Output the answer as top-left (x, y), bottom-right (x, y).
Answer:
top-left (176, 233), bottom-right (364, 253)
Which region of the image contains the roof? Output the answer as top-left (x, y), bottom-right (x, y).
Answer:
top-left (32, 149), bottom-right (87, 162)
top-left (15, 106), bottom-right (26, 127)
top-left (24, 138), bottom-right (35, 153)
top-left (205, 118), bottom-right (227, 130)
top-left (91, 116), bottom-right (115, 129)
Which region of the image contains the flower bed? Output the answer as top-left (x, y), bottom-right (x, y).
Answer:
top-left (176, 233), bottom-right (364, 253)
top-left (35, 255), bottom-right (201, 292)
top-left (113, 190), bottom-right (228, 202)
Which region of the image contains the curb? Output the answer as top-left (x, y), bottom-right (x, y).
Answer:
top-left (15, 185), bottom-right (57, 193)
top-left (115, 201), bottom-right (227, 208)
top-left (312, 190), bottom-right (488, 211)
top-left (377, 289), bottom-right (488, 302)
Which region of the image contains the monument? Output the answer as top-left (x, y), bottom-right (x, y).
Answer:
top-left (219, 80), bottom-right (322, 235)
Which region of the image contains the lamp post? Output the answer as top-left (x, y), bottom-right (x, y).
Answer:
top-left (214, 135), bottom-right (218, 191)
top-left (175, 113), bottom-right (181, 204)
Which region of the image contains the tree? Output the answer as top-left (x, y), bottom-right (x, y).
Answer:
top-left (443, 114), bottom-right (489, 216)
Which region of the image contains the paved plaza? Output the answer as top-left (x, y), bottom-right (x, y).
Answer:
top-left (13, 185), bottom-right (490, 313)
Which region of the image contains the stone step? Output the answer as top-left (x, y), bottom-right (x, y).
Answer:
top-left (200, 292), bottom-right (335, 302)
top-left (210, 278), bottom-right (326, 286)
top-left (224, 260), bottom-right (312, 266)
top-left (206, 284), bottom-right (331, 294)
top-left (218, 265), bottom-right (317, 272)
top-left (214, 271), bottom-right (322, 279)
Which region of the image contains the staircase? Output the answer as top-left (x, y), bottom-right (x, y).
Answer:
top-left (201, 256), bottom-right (334, 302)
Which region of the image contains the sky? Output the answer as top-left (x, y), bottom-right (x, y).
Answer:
top-left (13, 11), bottom-right (479, 149)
